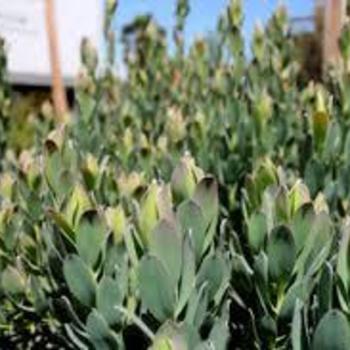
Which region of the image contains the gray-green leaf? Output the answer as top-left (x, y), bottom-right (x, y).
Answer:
top-left (97, 276), bottom-right (123, 326)
top-left (267, 225), bottom-right (296, 284)
top-left (312, 310), bottom-right (350, 350)
top-left (63, 254), bottom-right (96, 307)
top-left (138, 255), bottom-right (176, 321)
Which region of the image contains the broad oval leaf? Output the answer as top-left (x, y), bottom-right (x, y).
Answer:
top-left (97, 276), bottom-right (123, 326)
top-left (177, 200), bottom-right (206, 262)
top-left (63, 254), bottom-right (96, 307)
top-left (267, 225), bottom-right (296, 284)
top-left (86, 309), bottom-right (120, 349)
top-left (150, 219), bottom-right (182, 288)
top-left (76, 211), bottom-right (106, 267)
top-left (291, 203), bottom-right (315, 254)
top-left (312, 310), bottom-right (350, 350)
top-left (197, 253), bottom-right (227, 301)
top-left (138, 255), bottom-right (176, 321)
top-left (247, 211), bottom-right (267, 253)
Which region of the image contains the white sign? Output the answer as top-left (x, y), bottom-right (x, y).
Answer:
top-left (0, 0), bottom-right (103, 86)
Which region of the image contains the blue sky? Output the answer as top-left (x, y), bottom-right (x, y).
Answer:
top-left (115, 0), bottom-right (314, 49)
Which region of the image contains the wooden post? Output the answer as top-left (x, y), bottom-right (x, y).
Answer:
top-left (45, 0), bottom-right (69, 123)
top-left (323, 0), bottom-right (346, 68)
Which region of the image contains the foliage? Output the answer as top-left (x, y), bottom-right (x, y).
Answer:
top-left (1, 0), bottom-right (350, 349)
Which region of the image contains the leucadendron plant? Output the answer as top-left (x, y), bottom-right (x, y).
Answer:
top-left (3, 0), bottom-right (350, 348)
top-left (229, 163), bottom-right (339, 349)
top-left (133, 157), bottom-right (230, 349)
top-left (47, 153), bottom-right (228, 349)
top-left (0, 141), bottom-right (230, 349)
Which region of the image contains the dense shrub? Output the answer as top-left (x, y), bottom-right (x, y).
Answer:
top-left (1, 0), bottom-right (350, 349)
